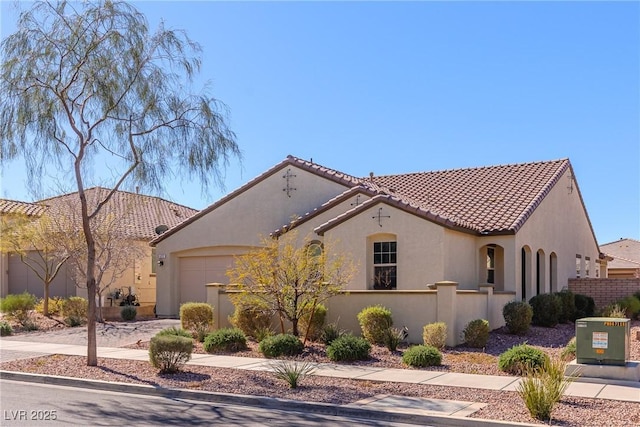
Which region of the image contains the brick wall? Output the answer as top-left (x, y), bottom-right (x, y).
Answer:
top-left (568, 278), bottom-right (640, 309)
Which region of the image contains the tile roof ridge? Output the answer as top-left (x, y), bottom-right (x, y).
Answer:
top-left (365, 158), bottom-right (570, 179)
top-left (604, 254), bottom-right (640, 265)
top-left (601, 237), bottom-right (640, 246)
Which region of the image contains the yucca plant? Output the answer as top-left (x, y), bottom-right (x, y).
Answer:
top-left (270, 360), bottom-right (316, 389)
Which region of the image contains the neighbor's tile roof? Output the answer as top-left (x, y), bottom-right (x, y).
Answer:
top-left (368, 159), bottom-right (571, 234)
top-left (37, 187), bottom-right (198, 240)
top-left (600, 238), bottom-right (640, 269)
top-left (0, 199), bottom-right (47, 217)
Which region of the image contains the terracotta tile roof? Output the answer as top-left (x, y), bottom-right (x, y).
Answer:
top-left (37, 187), bottom-right (198, 240)
top-left (600, 238), bottom-right (640, 269)
top-left (0, 199), bottom-right (47, 217)
top-left (368, 159), bottom-right (571, 233)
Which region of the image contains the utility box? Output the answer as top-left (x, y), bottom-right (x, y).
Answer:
top-left (575, 317), bottom-right (630, 366)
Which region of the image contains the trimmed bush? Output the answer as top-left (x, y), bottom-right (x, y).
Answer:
top-left (299, 304), bottom-right (327, 341)
top-left (120, 305), bottom-right (137, 321)
top-left (554, 290), bottom-right (576, 324)
top-left (156, 326), bottom-right (193, 339)
top-left (422, 322), bottom-right (447, 349)
top-left (326, 334), bottom-right (371, 362)
top-left (149, 334), bottom-right (193, 374)
top-left (35, 296), bottom-right (64, 316)
top-left (573, 293), bottom-right (595, 320)
top-left (402, 345), bottom-right (442, 367)
top-left (0, 320), bottom-right (13, 336)
top-left (259, 334), bottom-right (303, 358)
top-left (320, 321), bottom-right (345, 346)
top-left (229, 302), bottom-right (272, 340)
top-left (0, 292), bottom-right (37, 327)
top-left (462, 319), bottom-right (490, 348)
top-left (357, 305), bottom-right (393, 345)
top-left (529, 293), bottom-right (562, 327)
top-left (498, 343), bottom-right (549, 375)
top-left (61, 297), bottom-right (88, 327)
top-left (180, 302), bottom-right (214, 342)
top-left (503, 301), bottom-right (533, 335)
top-left (204, 328), bottom-right (247, 353)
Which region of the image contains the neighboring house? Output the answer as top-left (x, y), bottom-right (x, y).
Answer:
top-left (0, 188), bottom-right (198, 306)
top-left (600, 238), bottom-right (640, 278)
top-left (152, 155), bottom-right (604, 321)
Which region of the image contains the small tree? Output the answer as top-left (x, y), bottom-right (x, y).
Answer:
top-left (0, 211), bottom-right (69, 316)
top-left (1, 0), bottom-right (239, 366)
top-left (227, 231), bottom-right (355, 340)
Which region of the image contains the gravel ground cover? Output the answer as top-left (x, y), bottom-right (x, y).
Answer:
top-left (1, 315), bottom-right (639, 426)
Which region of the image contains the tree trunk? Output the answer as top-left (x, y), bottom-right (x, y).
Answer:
top-left (87, 276), bottom-right (97, 366)
top-left (43, 283), bottom-right (50, 317)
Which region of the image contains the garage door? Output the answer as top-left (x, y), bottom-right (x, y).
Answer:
top-left (178, 256), bottom-right (235, 304)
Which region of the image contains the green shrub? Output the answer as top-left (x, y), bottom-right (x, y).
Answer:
top-left (180, 302), bottom-right (214, 342)
top-left (299, 304), bottom-right (327, 341)
top-left (357, 305), bottom-right (393, 345)
top-left (149, 335), bottom-right (193, 374)
top-left (203, 328), bottom-right (247, 353)
top-left (402, 345), bottom-right (442, 367)
top-left (517, 357), bottom-right (576, 421)
top-left (35, 296), bottom-right (64, 316)
top-left (573, 293), bottom-right (595, 319)
top-left (422, 322), bottom-right (447, 349)
top-left (502, 301), bottom-right (533, 335)
top-left (320, 321), bottom-right (345, 346)
top-left (560, 337), bottom-right (576, 361)
top-left (270, 360), bottom-right (316, 389)
top-left (156, 326), bottom-right (193, 339)
top-left (462, 319), bottom-right (490, 348)
top-left (326, 334), bottom-right (371, 362)
top-left (0, 320), bottom-right (13, 336)
top-left (258, 334), bottom-right (303, 358)
top-left (61, 297), bottom-right (88, 327)
top-left (229, 302), bottom-right (273, 340)
top-left (383, 327), bottom-right (405, 352)
top-left (529, 294), bottom-right (562, 327)
top-left (120, 305), bottom-right (137, 321)
top-left (615, 295), bottom-right (640, 319)
top-left (0, 292), bottom-right (37, 327)
top-left (498, 343), bottom-right (549, 375)
top-left (554, 290), bottom-right (576, 324)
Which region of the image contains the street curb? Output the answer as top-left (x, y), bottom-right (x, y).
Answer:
top-left (0, 370), bottom-right (537, 427)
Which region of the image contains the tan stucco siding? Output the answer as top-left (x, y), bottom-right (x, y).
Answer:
top-left (442, 230), bottom-right (477, 289)
top-left (514, 169), bottom-right (600, 299)
top-left (323, 204), bottom-right (446, 290)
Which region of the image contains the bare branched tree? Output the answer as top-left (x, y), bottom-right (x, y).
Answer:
top-left (1, 1), bottom-right (240, 365)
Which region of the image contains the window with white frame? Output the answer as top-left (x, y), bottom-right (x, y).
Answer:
top-left (575, 254), bottom-right (582, 278)
top-left (373, 241), bottom-right (396, 289)
top-left (585, 257), bottom-right (590, 277)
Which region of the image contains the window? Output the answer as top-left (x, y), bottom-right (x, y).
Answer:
top-left (373, 241), bottom-right (396, 289)
top-left (307, 241), bottom-right (323, 258)
top-left (585, 257), bottom-right (590, 277)
top-left (575, 255), bottom-right (582, 278)
top-left (151, 248), bottom-right (157, 274)
top-left (486, 247), bottom-right (495, 284)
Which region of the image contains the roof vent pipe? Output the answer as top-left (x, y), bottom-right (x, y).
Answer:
top-left (369, 172), bottom-right (374, 181)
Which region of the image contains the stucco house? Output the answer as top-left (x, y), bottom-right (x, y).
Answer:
top-left (0, 188), bottom-right (197, 307)
top-left (600, 238), bottom-right (640, 279)
top-left (152, 155), bottom-right (604, 333)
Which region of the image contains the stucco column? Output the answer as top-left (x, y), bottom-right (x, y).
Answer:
top-left (479, 284), bottom-right (496, 329)
top-left (435, 281), bottom-right (458, 347)
top-left (206, 283), bottom-right (225, 329)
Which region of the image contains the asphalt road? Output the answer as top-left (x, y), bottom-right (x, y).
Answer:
top-left (0, 380), bottom-right (422, 426)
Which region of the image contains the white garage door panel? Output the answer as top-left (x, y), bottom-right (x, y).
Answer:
top-left (179, 256), bottom-right (234, 304)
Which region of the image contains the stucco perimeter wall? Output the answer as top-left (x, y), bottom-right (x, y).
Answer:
top-left (568, 278), bottom-right (640, 310)
top-left (206, 282), bottom-right (515, 346)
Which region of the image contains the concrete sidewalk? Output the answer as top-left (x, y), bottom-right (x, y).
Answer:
top-left (1, 339), bottom-right (639, 404)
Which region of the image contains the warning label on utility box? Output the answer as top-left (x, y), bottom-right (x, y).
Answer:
top-left (592, 332), bottom-right (608, 349)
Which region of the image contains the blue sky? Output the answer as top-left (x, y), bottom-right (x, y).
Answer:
top-left (1, 1), bottom-right (639, 245)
